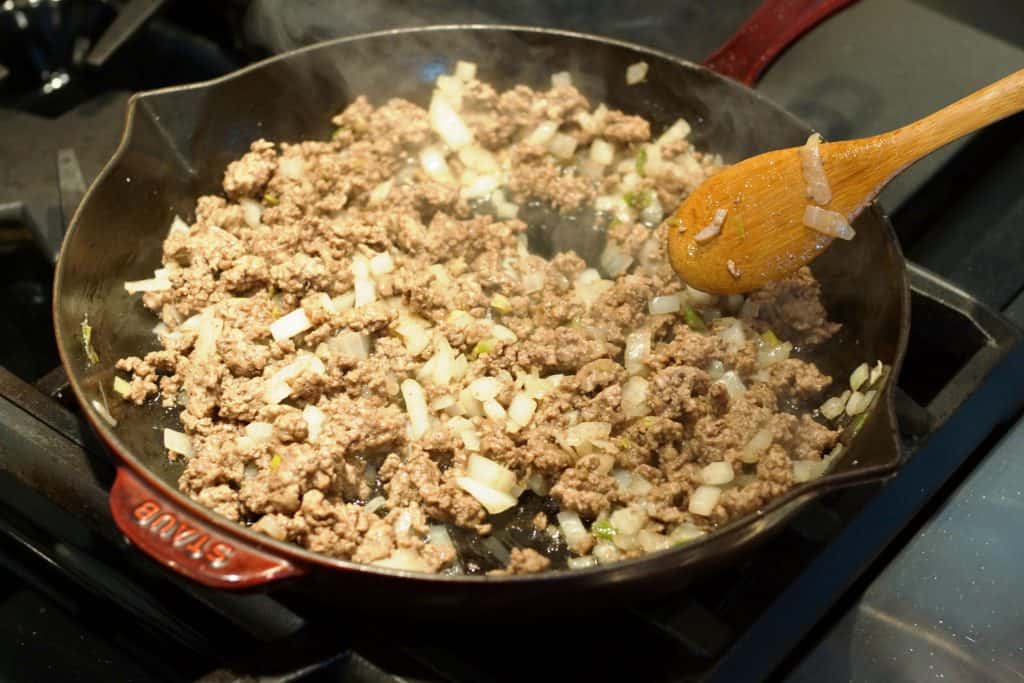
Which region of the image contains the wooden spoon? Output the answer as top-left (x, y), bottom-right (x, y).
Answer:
top-left (667, 68), bottom-right (1024, 295)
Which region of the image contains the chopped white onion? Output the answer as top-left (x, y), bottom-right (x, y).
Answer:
top-left (694, 208), bottom-right (728, 243)
top-left (638, 529), bottom-right (671, 553)
top-left (701, 461), bottom-right (734, 485)
top-left (170, 215), bottom-right (189, 234)
top-left (803, 205), bottom-right (855, 240)
top-left (482, 398), bottom-right (507, 423)
top-left (688, 485), bottom-right (721, 516)
top-left (264, 381), bottom-right (293, 405)
top-left (454, 60), bottom-right (477, 81)
top-left (621, 376), bottom-right (650, 418)
top-left (369, 251), bottom-right (395, 276)
top-left (567, 556), bottom-right (599, 570)
top-left (240, 198), bottom-right (262, 228)
top-left (685, 286), bottom-right (716, 307)
top-left (526, 120), bottom-right (559, 147)
top-left (507, 393), bottom-right (537, 432)
top-left (373, 549), bottom-right (430, 572)
top-left (456, 476), bottom-right (518, 515)
top-left (402, 379), bottom-right (430, 440)
top-left (869, 361), bottom-right (884, 386)
top-left (741, 426), bottom-right (773, 463)
top-left (669, 522), bottom-right (706, 544)
top-left (641, 194), bottom-right (664, 224)
top-left (163, 428), bottom-right (193, 457)
top-left (245, 421), bottom-right (274, 443)
top-left (820, 395), bottom-right (847, 420)
top-left (706, 359), bottom-right (726, 380)
top-left (590, 138), bottom-right (615, 165)
top-left (757, 341), bottom-right (792, 367)
top-left (715, 371), bottom-right (747, 400)
top-left (302, 405), bottom-right (325, 442)
top-left (800, 133), bottom-right (832, 205)
top-left (277, 156), bottom-right (305, 179)
top-left (365, 496), bottom-right (387, 514)
top-left (624, 328), bottom-right (651, 376)
top-left (557, 510), bottom-right (590, 553)
top-left (551, 71), bottom-right (572, 88)
top-left (269, 308), bottom-right (312, 342)
top-left (648, 294), bottom-right (681, 315)
top-left (610, 506), bottom-right (647, 535)
top-left (793, 459), bottom-right (829, 483)
top-left (124, 277), bottom-right (172, 294)
top-left (429, 94), bottom-right (473, 150)
top-left (469, 377), bottom-right (502, 402)
top-left (656, 119), bottom-right (691, 148)
top-left (327, 331), bottom-right (371, 360)
top-left (564, 422), bottom-right (612, 455)
top-left (718, 318), bottom-right (746, 352)
top-left (850, 362), bottom-right (870, 391)
top-left (593, 540), bottom-right (622, 564)
top-left (461, 174), bottom-right (500, 199)
top-left (467, 454), bottom-right (516, 493)
top-left (491, 324), bottom-right (518, 342)
top-left (548, 133), bottom-right (578, 160)
top-left (419, 145), bottom-right (454, 183)
top-left (626, 61), bottom-right (649, 84)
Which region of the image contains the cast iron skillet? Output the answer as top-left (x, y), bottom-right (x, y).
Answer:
top-left (52, 25), bottom-right (910, 612)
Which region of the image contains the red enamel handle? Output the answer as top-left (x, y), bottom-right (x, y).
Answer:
top-left (703, 0), bottom-right (860, 85)
top-left (109, 468), bottom-right (305, 589)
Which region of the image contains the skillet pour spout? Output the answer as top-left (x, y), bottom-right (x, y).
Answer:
top-left (51, 26), bottom-right (909, 612)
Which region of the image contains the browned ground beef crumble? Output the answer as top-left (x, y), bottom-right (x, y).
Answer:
top-left (116, 66), bottom-right (854, 575)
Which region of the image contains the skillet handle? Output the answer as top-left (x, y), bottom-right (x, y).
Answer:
top-left (109, 468), bottom-right (305, 589)
top-left (703, 0), bottom-right (859, 85)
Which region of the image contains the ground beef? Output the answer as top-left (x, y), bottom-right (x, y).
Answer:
top-left (114, 65), bottom-right (859, 575)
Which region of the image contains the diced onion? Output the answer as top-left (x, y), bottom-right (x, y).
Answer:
top-left (456, 476), bottom-right (518, 514)
top-left (669, 522), bottom-right (706, 544)
top-left (367, 180), bottom-right (393, 206)
top-left (567, 556), bottom-right (598, 570)
top-left (590, 138), bottom-right (615, 165)
top-left (163, 428), bottom-right (193, 457)
top-left (491, 324), bottom-right (517, 342)
top-left (648, 294), bottom-right (681, 315)
top-left (656, 119), bottom-right (691, 148)
top-left (369, 251), bottom-right (395, 276)
top-left (624, 328), bottom-right (651, 376)
top-left (869, 361), bottom-right (884, 386)
top-left (124, 277), bottom-right (171, 294)
top-left (277, 156), bottom-right (305, 179)
top-left (548, 133), bottom-right (578, 160)
top-left (507, 393), bottom-right (537, 432)
top-left (800, 133), bottom-right (832, 205)
top-left (365, 496), bottom-right (387, 514)
top-left (641, 194), bottom-right (664, 225)
top-left (610, 506), bottom-right (647, 535)
top-left (803, 205), bottom-right (855, 240)
top-left (564, 422), bottom-right (612, 455)
top-left (419, 145), bottom-right (454, 183)
top-left (469, 377), bottom-right (502, 402)
top-left (850, 362), bottom-right (870, 391)
top-left (688, 485), bottom-right (721, 516)
top-left (482, 398), bottom-right (507, 423)
top-left (373, 549), bottom-right (430, 572)
top-left (638, 529), bottom-right (671, 553)
top-left (793, 459), bottom-right (829, 483)
top-left (527, 472), bottom-right (549, 496)
top-left (621, 376), bottom-right (650, 418)
top-left (715, 371), bottom-right (746, 400)
top-left (402, 379), bottom-right (430, 440)
top-left (757, 341), bottom-right (792, 367)
top-left (593, 540), bottom-right (621, 564)
top-left (302, 405), bottom-right (325, 442)
top-left (170, 215), bottom-right (189, 234)
top-left (327, 331), bottom-right (371, 360)
top-left (846, 389), bottom-right (875, 416)
top-left (240, 198), bottom-right (262, 228)
top-left (820, 395), bottom-right (847, 420)
top-left (557, 510), bottom-right (590, 553)
top-left (270, 308), bottom-right (312, 342)
top-left (685, 286), bottom-right (716, 307)
top-left (526, 121), bottom-right (559, 147)
top-left (454, 60), bottom-right (477, 81)
top-left (523, 272), bottom-right (545, 294)
top-left (429, 94), bottom-right (473, 150)
top-left (626, 61), bottom-right (649, 84)
top-left (112, 376), bottom-right (131, 397)
top-left (245, 422), bottom-right (274, 442)
top-left (701, 461), bottom-right (734, 485)
top-left (461, 175), bottom-right (500, 199)
top-left (694, 208), bottom-right (728, 243)
top-left (551, 71), bottom-right (572, 88)
top-left (263, 382), bottom-right (293, 405)
top-left (741, 427), bottom-right (773, 463)
top-left (718, 318), bottom-right (746, 352)
top-left (467, 454), bottom-right (516, 493)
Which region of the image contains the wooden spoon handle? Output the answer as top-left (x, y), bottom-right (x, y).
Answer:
top-left (891, 67), bottom-right (1024, 166)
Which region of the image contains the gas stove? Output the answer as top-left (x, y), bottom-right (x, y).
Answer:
top-left (2, 1), bottom-right (1023, 681)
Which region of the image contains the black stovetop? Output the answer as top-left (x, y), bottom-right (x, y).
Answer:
top-left (2, 2), bottom-right (1024, 682)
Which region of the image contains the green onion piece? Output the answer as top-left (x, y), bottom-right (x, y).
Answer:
top-left (490, 294), bottom-right (512, 314)
top-left (471, 338), bottom-right (497, 359)
top-left (81, 319), bottom-right (99, 365)
top-left (623, 189), bottom-right (651, 210)
top-left (761, 330), bottom-right (781, 347)
top-left (113, 376), bottom-right (131, 397)
top-left (683, 305), bottom-right (707, 332)
top-left (635, 147), bottom-right (648, 175)
top-left (270, 454), bottom-right (282, 471)
top-left (848, 413), bottom-right (868, 438)
top-left (591, 518), bottom-right (617, 541)
top-left (262, 192), bottom-right (279, 207)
